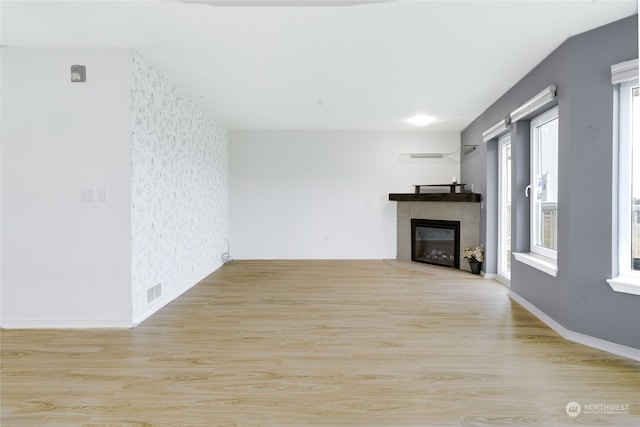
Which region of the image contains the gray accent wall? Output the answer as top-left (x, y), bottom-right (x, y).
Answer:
top-left (461, 15), bottom-right (639, 349)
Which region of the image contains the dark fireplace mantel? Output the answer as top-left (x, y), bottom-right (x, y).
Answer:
top-left (388, 193), bottom-right (482, 203)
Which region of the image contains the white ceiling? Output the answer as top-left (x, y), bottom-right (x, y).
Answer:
top-left (1, 0), bottom-right (637, 131)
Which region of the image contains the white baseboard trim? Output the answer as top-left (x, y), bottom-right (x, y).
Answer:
top-left (2, 265), bottom-right (225, 330)
top-left (132, 263), bottom-right (224, 327)
top-left (508, 290), bottom-right (640, 361)
top-left (132, 286), bottom-right (187, 327)
top-left (495, 275), bottom-right (511, 288)
top-left (0, 319), bottom-right (132, 329)
top-left (481, 271), bottom-right (498, 280)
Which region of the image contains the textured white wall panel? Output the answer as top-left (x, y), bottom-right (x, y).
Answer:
top-left (131, 53), bottom-right (228, 323)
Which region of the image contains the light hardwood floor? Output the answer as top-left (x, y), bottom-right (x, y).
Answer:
top-left (2, 260), bottom-right (639, 426)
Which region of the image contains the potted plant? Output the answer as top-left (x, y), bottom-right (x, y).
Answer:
top-left (463, 245), bottom-right (484, 274)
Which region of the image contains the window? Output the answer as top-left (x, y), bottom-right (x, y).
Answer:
top-left (626, 82), bottom-right (640, 272)
top-left (608, 77), bottom-right (640, 295)
top-left (530, 106), bottom-right (559, 260)
top-left (510, 86), bottom-right (559, 276)
top-left (498, 133), bottom-right (512, 281)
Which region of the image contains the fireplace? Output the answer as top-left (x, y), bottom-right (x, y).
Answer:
top-left (389, 193), bottom-right (480, 272)
top-left (411, 219), bottom-right (460, 269)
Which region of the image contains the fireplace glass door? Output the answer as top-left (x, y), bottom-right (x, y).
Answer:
top-left (411, 219), bottom-right (460, 269)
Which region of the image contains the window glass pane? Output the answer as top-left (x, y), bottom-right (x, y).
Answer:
top-left (631, 86), bottom-right (640, 269)
top-left (505, 143), bottom-right (512, 273)
top-left (534, 115), bottom-right (558, 252)
top-left (499, 138), bottom-right (512, 277)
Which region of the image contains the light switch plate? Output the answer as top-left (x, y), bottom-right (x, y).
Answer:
top-left (97, 188), bottom-right (108, 202)
top-left (81, 188), bottom-right (96, 203)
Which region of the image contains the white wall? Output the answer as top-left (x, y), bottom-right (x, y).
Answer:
top-left (130, 53), bottom-right (228, 324)
top-left (229, 130), bottom-right (460, 259)
top-left (1, 48), bottom-right (133, 327)
top-left (0, 48), bottom-right (228, 328)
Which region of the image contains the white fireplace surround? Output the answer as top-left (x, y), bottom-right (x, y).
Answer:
top-left (395, 201), bottom-right (480, 272)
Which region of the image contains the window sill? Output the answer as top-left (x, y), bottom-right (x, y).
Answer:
top-left (606, 276), bottom-right (640, 296)
top-left (513, 252), bottom-right (558, 277)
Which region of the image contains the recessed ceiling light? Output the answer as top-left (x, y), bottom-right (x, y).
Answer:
top-left (406, 114), bottom-right (435, 127)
